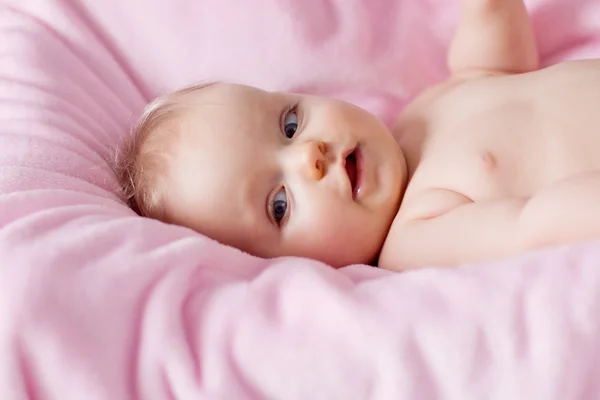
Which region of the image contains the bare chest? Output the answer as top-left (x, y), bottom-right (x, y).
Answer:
top-left (396, 63), bottom-right (600, 204)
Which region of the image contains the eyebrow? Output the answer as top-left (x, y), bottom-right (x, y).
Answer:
top-left (249, 104), bottom-right (283, 143)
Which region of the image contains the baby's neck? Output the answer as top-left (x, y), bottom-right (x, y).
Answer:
top-left (397, 129), bottom-right (425, 184)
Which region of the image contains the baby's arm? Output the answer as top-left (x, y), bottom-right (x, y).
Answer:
top-left (448, 0), bottom-right (539, 76)
top-left (380, 172), bottom-right (600, 271)
top-left (379, 190), bottom-right (529, 270)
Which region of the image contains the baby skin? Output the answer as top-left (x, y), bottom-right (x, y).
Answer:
top-left (119, 0), bottom-right (600, 271)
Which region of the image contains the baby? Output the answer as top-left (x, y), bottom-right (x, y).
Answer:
top-left (116, 0), bottom-right (600, 271)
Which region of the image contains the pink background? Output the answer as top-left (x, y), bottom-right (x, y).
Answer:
top-left (1, 0), bottom-right (600, 398)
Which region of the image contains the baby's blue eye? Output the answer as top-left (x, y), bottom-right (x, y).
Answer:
top-left (271, 188), bottom-right (288, 225)
top-left (283, 111), bottom-right (298, 139)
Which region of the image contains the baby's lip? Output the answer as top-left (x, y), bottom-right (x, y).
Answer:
top-left (341, 146), bottom-right (355, 162)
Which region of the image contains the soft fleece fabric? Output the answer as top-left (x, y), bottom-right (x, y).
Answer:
top-left (1, 0), bottom-right (600, 398)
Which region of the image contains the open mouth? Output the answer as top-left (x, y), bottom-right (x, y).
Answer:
top-left (344, 146), bottom-right (362, 199)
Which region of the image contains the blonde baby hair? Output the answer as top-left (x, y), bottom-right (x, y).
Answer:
top-left (114, 83), bottom-right (214, 219)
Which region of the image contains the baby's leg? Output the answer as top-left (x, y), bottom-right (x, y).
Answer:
top-left (520, 171), bottom-right (600, 249)
top-left (449, 0), bottom-right (539, 76)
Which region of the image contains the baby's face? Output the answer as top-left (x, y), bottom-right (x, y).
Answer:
top-left (163, 83), bottom-right (406, 267)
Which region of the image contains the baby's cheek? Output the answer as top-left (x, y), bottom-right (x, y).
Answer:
top-left (294, 208), bottom-right (382, 266)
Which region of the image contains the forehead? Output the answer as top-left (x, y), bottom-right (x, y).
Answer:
top-left (164, 84), bottom-right (283, 249)
top-left (175, 83), bottom-right (286, 166)
top-left (183, 83), bottom-right (283, 126)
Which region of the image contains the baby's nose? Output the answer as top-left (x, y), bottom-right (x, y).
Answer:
top-left (300, 140), bottom-right (328, 181)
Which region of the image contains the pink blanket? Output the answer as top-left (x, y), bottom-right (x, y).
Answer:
top-left (1, 0), bottom-right (600, 398)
